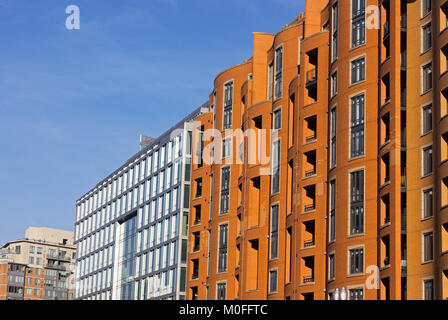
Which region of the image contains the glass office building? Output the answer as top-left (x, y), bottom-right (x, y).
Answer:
top-left (73, 106), bottom-right (207, 300)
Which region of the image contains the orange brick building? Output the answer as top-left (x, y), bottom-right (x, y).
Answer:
top-left (186, 0), bottom-right (448, 300)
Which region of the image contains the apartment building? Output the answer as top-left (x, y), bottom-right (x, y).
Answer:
top-left (185, 0), bottom-right (436, 300)
top-left (406, 0), bottom-right (448, 300)
top-left (73, 105), bottom-right (207, 300)
top-left (0, 227), bottom-right (76, 300)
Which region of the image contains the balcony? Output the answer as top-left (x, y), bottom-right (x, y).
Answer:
top-left (305, 68), bottom-right (317, 88)
top-left (304, 115), bottom-right (317, 145)
top-left (45, 264), bottom-right (67, 271)
top-left (305, 135), bottom-right (316, 143)
top-left (305, 169), bottom-right (316, 178)
top-left (303, 275), bottom-right (314, 284)
top-left (304, 150), bottom-right (317, 178)
top-left (304, 240), bottom-right (315, 248)
top-left (304, 204), bottom-right (315, 212)
top-left (47, 251), bottom-right (71, 262)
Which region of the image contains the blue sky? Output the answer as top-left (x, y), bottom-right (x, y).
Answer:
top-left (0, 0), bottom-right (305, 245)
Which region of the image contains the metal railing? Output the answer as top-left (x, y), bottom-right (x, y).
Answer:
top-left (304, 204), bottom-right (316, 212)
top-left (45, 264), bottom-right (67, 271)
top-left (304, 240), bottom-right (315, 248)
top-left (303, 275), bottom-right (314, 284)
top-left (305, 135), bottom-right (316, 143)
top-left (305, 169), bottom-right (316, 177)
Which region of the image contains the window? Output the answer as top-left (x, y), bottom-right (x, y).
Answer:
top-left (329, 180), bottom-right (336, 241)
top-left (424, 279), bottom-right (434, 300)
top-left (351, 58), bottom-right (365, 84)
top-left (195, 178), bottom-right (202, 198)
top-left (192, 259), bottom-right (199, 279)
top-left (422, 0), bottom-right (431, 16)
top-left (351, 94), bottom-right (365, 157)
top-left (423, 232), bottom-right (434, 262)
top-left (330, 108), bottom-right (337, 167)
top-left (193, 232), bottom-right (200, 252)
top-left (209, 174), bottom-right (214, 220)
top-left (423, 146), bottom-right (433, 176)
top-left (29, 257), bottom-right (34, 264)
top-left (422, 63), bottom-right (432, 93)
top-left (222, 137), bottom-right (231, 158)
top-left (217, 283), bottom-right (226, 300)
top-left (273, 109), bottom-right (281, 130)
top-left (329, 254), bottom-right (335, 280)
top-left (331, 71), bottom-right (338, 97)
top-left (350, 170), bottom-right (364, 235)
top-left (352, 0), bottom-right (365, 47)
top-left (271, 140), bottom-right (280, 194)
top-left (332, 2), bottom-right (338, 61)
top-left (36, 247), bottom-right (42, 255)
top-left (422, 23), bottom-right (432, 52)
top-left (268, 63), bottom-right (273, 99)
top-left (423, 189), bottom-right (433, 218)
top-left (223, 82), bottom-right (233, 130)
top-left (274, 47), bottom-right (283, 99)
top-left (422, 104), bottom-right (432, 134)
top-left (349, 288), bottom-right (364, 300)
top-left (269, 270), bottom-right (278, 293)
top-left (218, 224), bottom-right (228, 272)
top-left (29, 246), bottom-right (35, 254)
top-left (349, 248), bottom-right (364, 274)
top-left (220, 167), bottom-right (230, 214)
top-left (270, 205), bottom-right (279, 259)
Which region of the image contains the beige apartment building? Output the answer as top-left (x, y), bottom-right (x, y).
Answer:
top-left (0, 227), bottom-right (76, 300)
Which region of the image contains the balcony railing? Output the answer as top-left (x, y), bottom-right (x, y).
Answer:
top-left (305, 135), bottom-right (316, 143)
top-left (303, 275), bottom-right (314, 283)
top-left (304, 204), bottom-right (316, 212)
top-left (45, 264), bottom-right (67, 271)
top-left (304, 240), bottom-right (315, 248)
top-left (306, 68), bottom-right (317, 86)
top-left (305, 169), bottom-right (316, 177)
